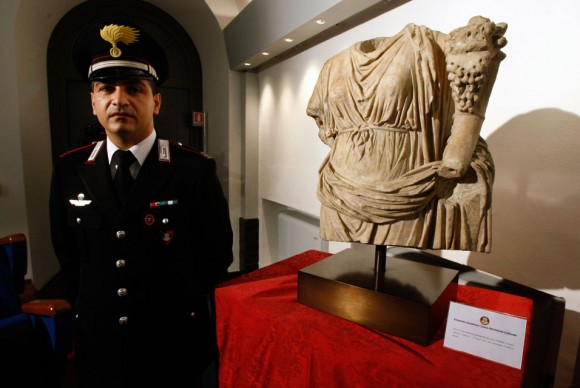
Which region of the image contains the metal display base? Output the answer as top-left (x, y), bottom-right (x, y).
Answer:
top-left (297, 247), bottom-right (459, 345)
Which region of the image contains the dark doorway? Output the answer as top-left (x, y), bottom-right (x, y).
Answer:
top-left (47, 0), bottom-right (203, 161)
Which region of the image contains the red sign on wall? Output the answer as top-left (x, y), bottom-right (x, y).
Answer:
top-left (193, 111), bottom-right (205, 127)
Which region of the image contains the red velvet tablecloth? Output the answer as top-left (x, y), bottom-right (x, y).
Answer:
top-left (216, 250), bottom-right (532, 387)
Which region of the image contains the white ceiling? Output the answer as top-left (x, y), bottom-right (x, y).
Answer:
top-left (219, 0), bottom-right (410, 71)
top-left (204, 0), bottom-right (253, 29)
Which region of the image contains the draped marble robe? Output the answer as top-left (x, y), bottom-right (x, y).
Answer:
top-left (307, 17), bottom-right (507, 253)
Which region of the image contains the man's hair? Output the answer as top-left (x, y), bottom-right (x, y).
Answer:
top-left (149, 80), bottom-right (160, 94)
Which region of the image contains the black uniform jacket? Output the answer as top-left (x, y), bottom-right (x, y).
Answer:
top-left (49, 138), bottom-right (233, 386)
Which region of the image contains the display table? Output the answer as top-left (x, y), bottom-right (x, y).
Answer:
top-left (216, 249), bottom-right (563, 387)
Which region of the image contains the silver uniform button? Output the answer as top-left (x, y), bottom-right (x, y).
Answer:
top-left (76, 218), bottom-right (81, 224)
top-left (116, 259), bottom-right (126, 268)
top-left (118, 316), bottom-right (129, 325)
top-left (116, 230), bottom-right (126, 239)
top-left (162, 218), bottom-right (169, 224)
top-left (117, 288), bottom-right (127, 297)
top-left (190, 311), bottom-right (196, 318)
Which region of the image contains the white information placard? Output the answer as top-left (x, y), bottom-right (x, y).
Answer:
top-left (443, 301), bottom-right (527, 369)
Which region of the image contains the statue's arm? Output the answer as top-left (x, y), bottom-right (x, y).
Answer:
top-left (438, 16), bottom-right (507, 179)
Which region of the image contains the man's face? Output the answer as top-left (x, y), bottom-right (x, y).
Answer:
top-left (91, 79), bottom-right (161, 146)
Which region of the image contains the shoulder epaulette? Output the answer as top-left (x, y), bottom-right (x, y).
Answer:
top-left (59, 141), bottom-right (99, 158)
top-left (170, 140), bottom-right (212, 159)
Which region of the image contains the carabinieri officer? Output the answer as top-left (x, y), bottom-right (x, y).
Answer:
top-left (49, 20), bottom-right (233, 387)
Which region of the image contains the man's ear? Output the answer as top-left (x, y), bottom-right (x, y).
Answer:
top-left (153, 93), bottom-right (162, 115)
top-left (90, 92), bottom-right (97, 116)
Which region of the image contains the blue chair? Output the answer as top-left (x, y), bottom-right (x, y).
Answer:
top-left (0, 233), bottom-right (73, 387)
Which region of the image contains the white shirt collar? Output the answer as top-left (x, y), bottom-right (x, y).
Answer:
top-left (106, 130), bottom-right (156, 166)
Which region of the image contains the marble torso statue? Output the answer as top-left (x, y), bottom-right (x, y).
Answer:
top-left (307, 16), bottom-right (507, 252)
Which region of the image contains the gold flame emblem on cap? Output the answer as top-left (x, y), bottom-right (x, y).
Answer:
top-left (99, 24), bottom-right (139, 58)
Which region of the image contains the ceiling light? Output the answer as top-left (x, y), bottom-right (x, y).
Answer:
top-left (244, 62), bottom-right (251, 66)
top-left (262, 52), bottom-right (270, 56)
top-left (315, 19), bottom-right (326, 25)
top-left (284, 38), bottom-right (294, 43)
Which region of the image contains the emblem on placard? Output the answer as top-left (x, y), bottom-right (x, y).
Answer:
top-left (69, 193), bottom-right (92, 207)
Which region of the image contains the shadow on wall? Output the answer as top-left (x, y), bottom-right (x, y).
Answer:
top-left (465, 108), bottom-right (580, 387)
top-left (467, 108), bottom-right (580, 290)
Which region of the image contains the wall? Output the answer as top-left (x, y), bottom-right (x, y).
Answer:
top-left (3, 0), bottom-right (83, 289)
top-left (256, 0), bottom-right (580, 385)
top-left (0, 2), bottom-right (28, 241)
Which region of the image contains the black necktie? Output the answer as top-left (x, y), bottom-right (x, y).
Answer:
top-left (112, 150), bottom-right (136, 204)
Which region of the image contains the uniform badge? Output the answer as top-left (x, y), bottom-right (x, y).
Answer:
top-left (144, 214), bottom-right (155, 226)
top-left (158, 139), bottom-right (170, 162)
top-left (150, 199), bottom-right (178, 208)
top-left (161, 230), bottom-right (174, 245)
top-left (86, 140), bottom-right (104, 164)
top-left (69, 193), bottom-right (92, 207)
top-left (100, 24), bottom-right (139, 58)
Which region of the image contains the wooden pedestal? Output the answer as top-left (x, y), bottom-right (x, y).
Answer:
top-left (297, 248), bottom-right (459, 345)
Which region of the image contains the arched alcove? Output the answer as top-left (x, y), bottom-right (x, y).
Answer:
top-left (47, 0), bottom-right (203, 160)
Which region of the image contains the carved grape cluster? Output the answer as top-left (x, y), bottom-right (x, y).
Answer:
top-left (445, 16), bottom-right (507, 114)
top-left (446, 57), bottom-right (486, 113)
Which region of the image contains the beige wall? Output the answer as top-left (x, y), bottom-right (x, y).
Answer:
top-left (1, 0), bottom-right (83, 289)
